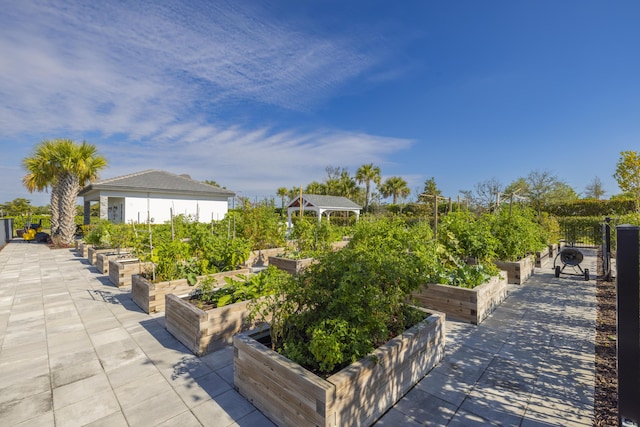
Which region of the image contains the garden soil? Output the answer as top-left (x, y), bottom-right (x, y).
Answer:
top-left (594, 251), bottom-right (617, 426)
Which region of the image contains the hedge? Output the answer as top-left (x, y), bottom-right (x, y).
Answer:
top-left (545, 199), bottom-right (636, 217)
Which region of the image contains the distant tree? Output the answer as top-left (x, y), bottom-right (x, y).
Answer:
top-left (474, 178), bottom-right (504, 210)
top-left (524, 170), bottom-right (563, 218)
top-left (276, 187), bottom-right (289, 210)
top-left (203, 179), bottom-right (226, 189)
top-left (304, 182), bottom-right (325, 195)
top-left (613, 151), bottom-right (640, 210)
top-left (459, 190), bottom-right (475, 210)
top-left (288, 186), bottom-right (303, 201)
top-left (505, 171), bottom-right (575, 217)
top-left (418, 177), bottom-right (441, 202)
top-left (0, 198), bottom-right (32, 216)
top-left (547, 182), bottom-right (579, 204)
top-left (380, 177), bottom-right (410, 204)
top-left (584, 177), bottom-right (606, 200)
top-left (324, 167), bottom-right (358, 199)
top-left (504, 178), bottom-right (529, 196)
top-left (355, 163), bottom-right (381, 212)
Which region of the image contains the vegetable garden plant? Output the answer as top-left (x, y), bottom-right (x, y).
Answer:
top-left (251, 217), bottom-right (440, 376)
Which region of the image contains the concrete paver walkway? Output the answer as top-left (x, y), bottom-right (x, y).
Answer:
top-left (0, 241), bottom-right (597, 426)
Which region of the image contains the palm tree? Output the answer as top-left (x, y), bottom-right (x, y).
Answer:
top-left (276, 187), bottom-right (289, 210)
top-left (22, 139), bottom-right (107, 245)
top-left (22, 139), bottom-right (61, 233)
top-left (380, 176), bottom-right (410, 204)
top-left (356, 163), bottom-right (381, 212)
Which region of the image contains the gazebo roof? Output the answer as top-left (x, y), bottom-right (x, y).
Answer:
top-left (288, 194), bottom-right (362, 210)
top-left (78, 170), bottom-right (235, 198)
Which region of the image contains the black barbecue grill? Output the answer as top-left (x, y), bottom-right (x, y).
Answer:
top-left (553, 246), bottom-right (589, 281)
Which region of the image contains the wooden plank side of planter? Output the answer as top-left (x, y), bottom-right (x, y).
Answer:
top-left (77, 242), bottom-right (89, 258)
top-left (411, 275), bottom-right (507, 324)
top-left (535, 246), bottom-right (551, 268)
top-left (165, 294), bottom-right (205, 355)
top-left (268, 256), bottom-right (316, 275)
top-left (473, 274), bottom-right (508, 324)
top-left (244, 247), bottom-right (287, 268)
top-left (131, 275), bottom-right (153, 313)
top-left (494, 255), bottom-right (534, 285)
top-left (234, 333), bottom-right (335, 427)
top-left (108, 259), bottom-right (149, 288)
top-left (87, 247), bottom-right (116, 265)
top-left (200, 299), bottom-right (254, 353)
top-left (411, 284), bottom-right (477, 324)
top-left (234, 310), bottom-right (445, 427)
top-left (132, 268), bottom-right (252, 314)
top-left (328, 311), bottom-right (444, 427)
top-left (96, 252), bottom-right (132, 275)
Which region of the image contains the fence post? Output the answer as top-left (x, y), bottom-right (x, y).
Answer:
top-left (616, 225), bottom-right (640, 427)
top-left (602, 217), bottom-right (611, 281)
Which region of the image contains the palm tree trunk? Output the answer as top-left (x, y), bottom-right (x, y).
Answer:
top-left (57, 173), bottom-right (80, 245)
top-left (365, 182), bottom-right (370, 212)
top-left (50, 184), bottom-right (60, 235)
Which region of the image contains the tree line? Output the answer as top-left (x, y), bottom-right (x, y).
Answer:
top-left (269, 162), bottom-right (625, 215)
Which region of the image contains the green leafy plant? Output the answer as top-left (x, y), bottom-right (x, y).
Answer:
top-left (427, 251), bottom-right (501, 289)
top-left (137, 216), bottom-right (252, 283)
top-left (486, 206), bottom-right (546, 261)
top-left (194, 266), bottom-right (289, 308)
top-left (84, 219), bottom-right (114, 248)
top-left (250, 217), bottom-right (438, 376)
top-left (232, 205), bottom-right (287, 249)
top-left (438, 211), bottom-right (497, 262)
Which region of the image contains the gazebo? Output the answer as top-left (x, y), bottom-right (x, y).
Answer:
top-left (287, 194), bottom-right (361, 228)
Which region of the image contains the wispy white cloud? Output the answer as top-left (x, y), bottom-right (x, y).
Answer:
top-left (98, 123), bottom-right (413, 197)
top-left (0, 0), bottom-right (383, 135)
top-left (0, 0), bottom-right (414, 203)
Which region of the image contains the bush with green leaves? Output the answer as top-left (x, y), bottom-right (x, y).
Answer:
top-left (231, 205), bottom-right (287, 250)
top-left (194, 266), bottom-right (290, 308)
top-left (251, 217), bottom-right (439, 376)
top-left (486, 206), bottom-right (547, 261)
top-left (286, 218), bottom-right (343, 258)
top-left (426, 247), bottom-right (501, 288)
top-left (84, 220), bottom-right (114, 248)
top-left (141, 216), bottom-right (251, 283)
top-left (438, 211), bottom-right (497, 262)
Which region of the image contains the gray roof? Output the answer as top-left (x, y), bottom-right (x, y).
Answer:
top-left (289, 194), bottom-right (361, 210)
top-left (78, 170), bottom-right (235, 197)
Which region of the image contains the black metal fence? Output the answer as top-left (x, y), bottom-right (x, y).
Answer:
top-left (559, 221), bottom-right (603, 246)
top-left (616, 225), bottom-right (640, 427)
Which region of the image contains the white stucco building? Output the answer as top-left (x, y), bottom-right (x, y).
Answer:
top-left (78, 170), bottom-right (235, 224)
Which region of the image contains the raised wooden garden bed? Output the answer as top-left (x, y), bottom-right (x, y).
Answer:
top-left (165, 293), bottom-right (267, 356)
top-left (410, 273), bottom-right (508, 325)
top-left (87, 247), bottom-right (131, 266)
top-left (243, 247), bottom-right (286, 269)
top-left (233, 308), bottom-right (445, 427)
top-left (96, 252), bottom-right (132, 275)
top-left (494, 254), bottom-right (535, 285)
top-left (548, 243), bottom-right (558, 260)
top-left (108, 259), bottom-right (153, 288)
top-left (268, 256), bottom-right (316, 275)
top-left (76, 241), bottom-right (89, 258)
top-left (535, 246), bottom-right (551, 269)
top-left (131, 268), bottom-right (251, 314)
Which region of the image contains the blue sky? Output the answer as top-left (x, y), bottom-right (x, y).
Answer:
top-left (1, 0), bottom-right (639, 206)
